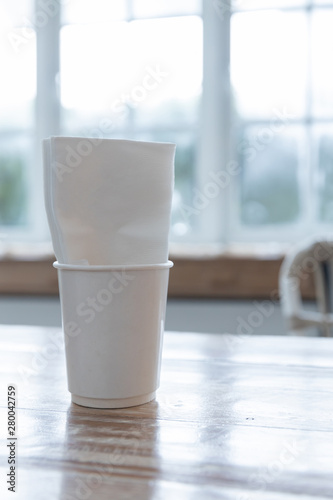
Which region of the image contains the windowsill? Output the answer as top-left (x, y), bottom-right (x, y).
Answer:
top-left (0, 242), bottom-right (313, 299)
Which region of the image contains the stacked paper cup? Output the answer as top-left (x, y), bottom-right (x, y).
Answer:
top-left (43, 137), bottom-right (175, 408)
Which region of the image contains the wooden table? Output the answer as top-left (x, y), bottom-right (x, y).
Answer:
top-left (1, 325), bottom-right (333, 499)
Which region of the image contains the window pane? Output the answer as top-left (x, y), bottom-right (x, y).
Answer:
top-left (311, 10), bottom-right (333, 117)
top-left (133, 0), bottom-right (201, 18)
top-left (233, 0), bottom-right (307, 10)
top-left (0, 136), bottom-right (30, 227)
top-left (231, 10), bottom-right (307, 120)
top-left (1, 1), bottom-right (33, 27)
top-left (131, 17), bottom-right (202, 128)
top-left (316, 128), bottom-right (333, 222)
top-left (238, 126), bottom-right (303, 225)
top-left (62, 0), bottom-right (126, 24)
top-left (0, 3), bottom-right (35, 234)
top-left (60, 17), bottom-right (202, 133)
top-left (60, 22), bottom-right (131, 132)
top-left (0, 23), bottom-right (36, 131)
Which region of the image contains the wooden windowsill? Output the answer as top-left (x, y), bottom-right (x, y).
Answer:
top-left (0, 243), bottom-right (315, 299)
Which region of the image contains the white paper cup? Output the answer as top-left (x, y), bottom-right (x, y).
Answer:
top-left (44, 137), bottom-right (175, 265)
top-left (54, 261), bottom-right (173, 409)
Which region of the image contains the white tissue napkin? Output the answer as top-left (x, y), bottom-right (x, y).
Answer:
top-left (43, 136), bottom-right (175, 265)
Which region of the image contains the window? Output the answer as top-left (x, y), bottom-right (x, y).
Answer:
top-left (229, 0), bottom-right (333, 242)
top-left (1, 0), bottom-right (202, 245)
top-left (60, 1), bottom-right (202, 244)
top-left (1, 0), bottom-right (333, 248)
top-left (0, 1), bottom-right (36, 239)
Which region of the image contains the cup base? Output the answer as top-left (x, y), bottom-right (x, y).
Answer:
top-left (71, 391), bottom-right (156, 409)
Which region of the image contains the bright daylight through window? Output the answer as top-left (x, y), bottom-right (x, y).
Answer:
top-left (0, 0), bottom-right (333, 247)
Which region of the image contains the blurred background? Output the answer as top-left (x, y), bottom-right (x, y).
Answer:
top-left (0, 0), bottom-right (332, 335)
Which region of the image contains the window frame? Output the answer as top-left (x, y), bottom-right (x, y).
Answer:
top-left (3, 1), bottom-right (333, 245)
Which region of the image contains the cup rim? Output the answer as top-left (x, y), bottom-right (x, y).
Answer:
top-left (45, 136), bottom-right (176, 148)
top-left (53, 260), bottom-right (174, 271)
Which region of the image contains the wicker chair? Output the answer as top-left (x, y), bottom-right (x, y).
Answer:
top-left (279, 238), bottom-right (333, 336)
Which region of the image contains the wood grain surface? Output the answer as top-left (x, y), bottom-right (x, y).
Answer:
top-left (0, 326), bottom-right (332, 499)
